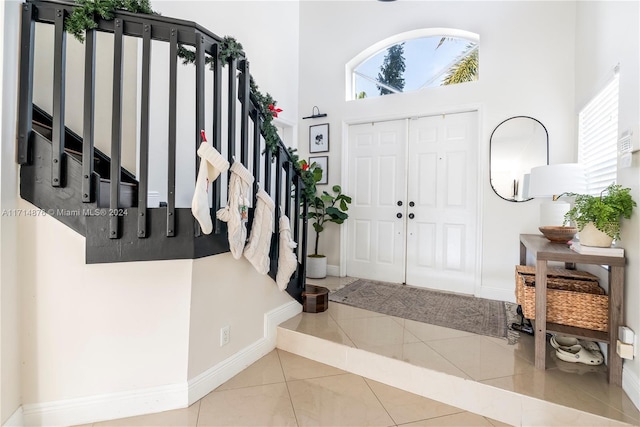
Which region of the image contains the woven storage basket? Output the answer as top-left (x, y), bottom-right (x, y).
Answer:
top-left (515, 265), bottom-right (608, 332)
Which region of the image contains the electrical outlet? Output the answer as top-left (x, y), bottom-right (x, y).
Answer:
top-left (220, 325), bottom-right (230, 347)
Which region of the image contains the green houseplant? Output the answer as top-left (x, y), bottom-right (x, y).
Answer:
top-left (299, 160), bottom-right (352, 278)
top-left (562, 183), bottom-right (636, 246)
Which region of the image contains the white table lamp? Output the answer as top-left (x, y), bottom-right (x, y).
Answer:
top-left (529, 164), bottom-right (587, 226)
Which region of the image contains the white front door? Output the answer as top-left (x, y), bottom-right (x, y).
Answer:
top-left (405, 113), bottom-right (478, 294)
top-left (346, 120), bottom-right (408, 283)
top-left (346, 112), bottom-right (478, 294)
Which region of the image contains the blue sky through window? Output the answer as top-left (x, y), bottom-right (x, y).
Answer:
top-left (354, 36), bottom-right (477, 99)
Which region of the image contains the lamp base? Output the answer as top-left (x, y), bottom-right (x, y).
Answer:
top-left (539, 200), bottom-right (570, 227)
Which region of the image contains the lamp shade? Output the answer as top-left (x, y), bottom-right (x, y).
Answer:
top-left (529, 163), bottom-right (587, 197)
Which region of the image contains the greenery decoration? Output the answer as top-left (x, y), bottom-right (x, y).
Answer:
top-left (307, 185), bottom-right (352, 256)
top-left (65, 0), bottom-right (154, 42)
top-left (562, 183), bottom-right (636, 240)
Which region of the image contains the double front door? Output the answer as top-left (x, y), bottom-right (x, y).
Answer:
top-left (346, 112), bottom-right (478, 294)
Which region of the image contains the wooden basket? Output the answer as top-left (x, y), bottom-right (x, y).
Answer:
top-left (515, 265), bottom-right (608, 332)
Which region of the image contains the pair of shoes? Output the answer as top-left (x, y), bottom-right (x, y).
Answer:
top-left (550, 335), bottom-right (604, 366)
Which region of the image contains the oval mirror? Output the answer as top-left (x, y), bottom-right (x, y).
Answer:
top-left (490, 116), bottom-right (549, 202)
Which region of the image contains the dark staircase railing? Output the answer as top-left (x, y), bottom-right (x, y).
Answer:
top-left (16, 0), bottom-right (308, 302)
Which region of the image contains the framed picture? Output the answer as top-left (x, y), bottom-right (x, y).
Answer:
top-left (309, 156), bottom-right (328, 185)
top-left (309, 123), bottom-right (330, 153)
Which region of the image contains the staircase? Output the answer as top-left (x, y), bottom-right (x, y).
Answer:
top-left (16, 0), bottom-right (309, 302)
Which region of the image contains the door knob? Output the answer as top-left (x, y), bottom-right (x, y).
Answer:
top-left (397, 213), bottom-right (402, 218)
top-left (409, 213), bottom-right (415, 219)
top-left (409, 201), bottom-right (415, 207)
top-left (397, 201), bottom-right (403, 206)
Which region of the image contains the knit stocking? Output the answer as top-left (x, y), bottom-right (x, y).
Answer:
top-left (191, 140), bottom-right (229, 234)
top-left (243, 189), bottom-right (275, 275)
top-left (276, 215), bottom-right (298, 291)
top-left (216, 161), bottom-right (255, 259)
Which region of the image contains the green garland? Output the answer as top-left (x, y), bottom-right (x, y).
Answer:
top-left (65, 0), bottom-right (154, 42)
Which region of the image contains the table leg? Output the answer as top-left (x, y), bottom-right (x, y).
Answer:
top-left (608, 266), bottom-right (624, 386)
top-left (535, 259), bottom-right (548, 370)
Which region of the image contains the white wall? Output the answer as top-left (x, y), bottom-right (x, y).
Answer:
top-left (148, 1), bottom-right (300, 208)
top-left (0, 1), bottom-right (23, 424)
top-left (575, 0), bottom-right (640, 409)
top-left (298, 1), bottom-right (577, 300)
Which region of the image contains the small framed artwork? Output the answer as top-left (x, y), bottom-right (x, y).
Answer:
top-left (309, 156), bottom-right (328, 185)
top-left (309, 123), bottom-right (330, 153)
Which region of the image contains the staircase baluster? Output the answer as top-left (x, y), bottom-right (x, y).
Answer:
top-left (239, 60), bottom-right (250, 166)
top-left (227, 58), bottom-right (237, 160)
top-left (52, 8), bottom-right (67, 188)
top-left (194, 32), bottom-right (206, 237)
top-left (212, 43), bottom-right (223, 234)
top-left (109, 18), bottom-right (124, 239)
top-left (82, 29), bottom-right (96, 203)
top-left (17, 2), bottom-right (34, 165)
top-left (137, 24), bottom-right (152, 238)
top-left (166, 27), bottom-right (178, 237)
top-left (273, 150), bottom-right (282, 268)
top-left (293, 175), bottom-right (303, 280)
top-left (284, 162), bottom-right (292, 219)
top-left (252, 111), bottom-right (262, 197)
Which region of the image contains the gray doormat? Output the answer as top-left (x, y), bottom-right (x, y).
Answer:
top-left (329, 279), bottom-right (516, 341)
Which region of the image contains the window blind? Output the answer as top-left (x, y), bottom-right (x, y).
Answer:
top-left (578, 75), bottom-right (619, 196)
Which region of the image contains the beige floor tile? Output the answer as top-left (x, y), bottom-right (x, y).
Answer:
top-left (399, 411), bottom-right (496, 426)
top-left (426, 335), bottom-right (536, 381)
top-left (403, 318), bottom-right (476, 342)
top-left (327, 301), bottom-right (386, 321)
top-left (336, 315), bottom-right (421, 349)
top-left (287, 373), bottom-right (395, 427)
top-left (198, 383), bottom-right (296, 426)
top-left (215, 349), bottom-right (284, 391)
top-left (277, 348), bottom-right (346, 381)
top-left (92, 402), bottom-right (200, 426)
top-left (486, 417), bottom-right (514, 427)
top-left (279, 312), bottom-right (356, 346)
top-left (364, 378), bottom-right (464, 425)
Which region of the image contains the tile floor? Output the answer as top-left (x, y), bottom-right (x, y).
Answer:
top-left (79, 276), bottom-right (640, 426)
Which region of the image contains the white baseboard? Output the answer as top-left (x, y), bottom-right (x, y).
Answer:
top-left (623, 365), bottom-right (640, 411)
top-left (19, 300), bottom-right (301, 427)
top-left (188, 300), bottom-right (301, 404)
top-left (2, 406), bottom-right (23, 427)
top-left (22, 383), bottom-right (187, 427)
top-left (327, 264), bottom-right (340, 277)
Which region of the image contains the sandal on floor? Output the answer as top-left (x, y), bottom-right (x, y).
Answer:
top-left (578, 339), bottom-right (601, 353)
top-left (550, 335), bottom-right (579, 350)
top-left (555, 345), bottom-right (604, 365)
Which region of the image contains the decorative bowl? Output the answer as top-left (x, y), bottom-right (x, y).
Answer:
top-left (538, 226), bottom-right (578, 243)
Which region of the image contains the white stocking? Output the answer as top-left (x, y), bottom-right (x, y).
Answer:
top-left (216, 161), bottom-right (255, 259)
top-left (191, 141), bottom-right (229, 234)
top-left (276, 215), bottom-right (298, 291)
top-left (243, 189), bottom-right (275, 275)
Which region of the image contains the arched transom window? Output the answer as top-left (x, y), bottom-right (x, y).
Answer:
top-left (347, 29), bottom-right (479, 100)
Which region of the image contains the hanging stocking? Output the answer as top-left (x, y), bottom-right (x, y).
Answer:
top-left (216, 161), bottom-right (255, 259)
top-left (191, 132), bottom-right (229, 234)
top-left (276, 215), bottom-right (298, 291)
top-left (243, 188), bottom-right (275, 275)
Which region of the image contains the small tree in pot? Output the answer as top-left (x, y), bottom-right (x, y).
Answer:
top-left (562, 183), bottom-right (636, 247)
top-left (299, 160), bottom-right (352, 278)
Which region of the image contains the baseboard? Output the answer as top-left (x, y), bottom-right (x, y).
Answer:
top-left (187, 300), bottom-right (301, 405)
top-left (2, 407), bottom-right (23, 427)
top-left (623, 366), bottom-right (640, 411)
top-left (22, 383), bottom-right (187, 427)
top-left (327, 264), bottom-right (340, 277)
top-left (20, 300), bottom-right (301, 426)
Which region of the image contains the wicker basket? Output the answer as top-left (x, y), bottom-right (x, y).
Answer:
top-left (515, 265), bottom-right (608, 332)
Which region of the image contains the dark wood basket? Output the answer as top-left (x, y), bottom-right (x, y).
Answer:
top-left (515, 265), bottom-right (608, 332)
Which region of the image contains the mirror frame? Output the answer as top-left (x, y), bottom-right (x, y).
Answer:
top-left (489, 116), bottom-right (549, 202)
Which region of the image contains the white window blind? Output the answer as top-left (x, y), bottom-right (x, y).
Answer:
top-left (578, 75), bottom-right (619, 196)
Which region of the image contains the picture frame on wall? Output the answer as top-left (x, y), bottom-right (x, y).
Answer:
top-left (309, 123), bottom-right (330, 153)
top-left (309, 156), bottom-right (328, 185)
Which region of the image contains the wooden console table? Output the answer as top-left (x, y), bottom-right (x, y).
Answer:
top-left (519, 234), bottom-right (626, 386)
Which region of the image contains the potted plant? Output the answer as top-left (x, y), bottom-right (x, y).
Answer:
top-left (299, 160), bottom-right (352, 278)
top-left (562, 183), bottom-right (636, 247)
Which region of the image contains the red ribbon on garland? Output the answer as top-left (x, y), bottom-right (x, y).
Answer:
top-left (268, 104), bottom-right (282, 118)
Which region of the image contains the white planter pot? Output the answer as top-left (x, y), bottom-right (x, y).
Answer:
top-left (579, 222), bottom-right (614, 248)
top-left (306, 255), bottom-right (327, 279)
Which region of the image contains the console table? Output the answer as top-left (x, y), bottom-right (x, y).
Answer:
top-left (519, 234), bottom-right (626, 386)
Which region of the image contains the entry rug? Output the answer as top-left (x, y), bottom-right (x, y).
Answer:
top-left (330, 279), bottom-right (517, 342)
